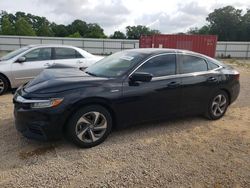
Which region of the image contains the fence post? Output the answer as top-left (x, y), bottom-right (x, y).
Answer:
top-left (19, 37), bottom-right (21, 48)
top-left (103, 40), bottom-right (105, 54)
top-left (82, 40), bottom-right (84, 50)
top-left (246, 43), bottom-right (250, 59)
top-left (224, 43), bottom-right (227, 57)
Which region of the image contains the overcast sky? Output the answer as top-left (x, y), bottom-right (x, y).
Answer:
top-left (0, 0), bottom-right (249, 35)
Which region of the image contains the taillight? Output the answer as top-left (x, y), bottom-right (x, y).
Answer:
top-left (234, 74), bottom-right (240, 81)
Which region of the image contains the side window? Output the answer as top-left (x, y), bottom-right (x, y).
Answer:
top-left (55, 48), bottom-right (83, 59)
top-left (136, 54), bottom-right (176, 77)
top-left (24, 48), bottom-right (51, 62)
top-left (180, 55), bottom-right (208, 74)
top-left (207, 60), bottom-right (219, 70)
top-left (76, 50), bottom-right (84, 58)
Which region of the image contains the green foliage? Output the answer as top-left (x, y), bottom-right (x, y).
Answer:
top-left (126, 25), bottom-right (161, 39)
top-left (85, 23), bottom-right (107, 38)
top-left (67, 32), bottom-right (82, 38)
top-left (51, 23), bottom-right (69, 37)
top-left (188, 6), bottom-right (250, 41)
top-left (110, 31), bottom-right (126, 39)
top-left (207, 6), bottom-right (242, 41)
top-left (68, 20), bottom-right (87, 37)
top-left (1, 16), bottom-right (15, 35)
top-left (0, 11), bottom-right (106, 38)
top-left (15, 17), bottom-right (36, 36)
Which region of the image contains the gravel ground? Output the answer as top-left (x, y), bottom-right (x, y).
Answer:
top-left (0, 59), bottom-right (249, 188)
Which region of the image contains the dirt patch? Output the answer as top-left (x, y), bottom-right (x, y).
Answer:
top-left (0, 59), bottom-right (250, 188)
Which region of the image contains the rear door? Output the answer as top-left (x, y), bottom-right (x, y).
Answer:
top-left (11, 47), bottom-right (53, 86)
top-left (53, 47), bottom-right (85, 68)
top-left (119, 54), bottom-right (182, 124)
top-left (177, 54), bottom-right (220, 114)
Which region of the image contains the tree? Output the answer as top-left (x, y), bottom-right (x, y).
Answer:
top-left (68, 20), bottom-right (87, 37)
top-left (85, 23), bottom-right (107, 38)
top-left (1, 16), bottom-right (15, 35)
top-left (126, 25), bottom-right (160, 39)
top-left (67, 32), bottom-right (82, 38)
top-left (15, 17), bottom-right (36, 36)
top-left (240, 10), bottom-right (250, 41)
top-left (206, 6), bottom-right (242, 41)
top-left (110, 31), bottom-right (126, 39)
top-left (187, 27), bottom-right (200, 34)
top-left (35, 18), bottom-right (54, 36)
top-left (51, 23), bottom-right (69, 37)
top-left (187, 26), bottom-right (210, 35)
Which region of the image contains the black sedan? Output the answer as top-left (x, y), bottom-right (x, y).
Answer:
top-left (13, 49), bottom-right (240, 148)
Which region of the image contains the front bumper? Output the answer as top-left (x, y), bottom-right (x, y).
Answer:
top-left (13, 91), bottom-right (68, 141)
top-left (14, 107), bottom-right (66, 141)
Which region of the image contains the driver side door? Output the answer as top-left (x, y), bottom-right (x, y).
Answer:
top-left (118, 54), bottom-right (182, 125)
top-left (11, 47), bottom-right (53, 86)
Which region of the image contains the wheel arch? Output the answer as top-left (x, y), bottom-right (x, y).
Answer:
top-left (220, 88), bottom-right (231, 104)
top-left (0, 72), bottom-right (11, 89)
top-left (62, 97), bottom-right (117, 133)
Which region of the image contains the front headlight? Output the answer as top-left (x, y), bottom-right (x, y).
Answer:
top-left (30, 98), bottom-right (63, 109)
top-left (15, 95), bottom-right (63, 109)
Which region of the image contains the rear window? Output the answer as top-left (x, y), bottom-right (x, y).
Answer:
top-left (179, 55), bottom-right (208, 74)
top-left (207, 60), bottom-right (219, 70)
top-left (54, 48), bottom-right (83, 59)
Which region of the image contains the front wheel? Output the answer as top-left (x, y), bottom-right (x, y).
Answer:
top-left (66, 105), bottom-right (112, 148)
top-left (0, 75), bottom-right (9, 95)
top-left (205, 91), bottom-right (229, 120)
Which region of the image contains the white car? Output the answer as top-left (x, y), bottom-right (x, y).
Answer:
top-left (0, 45), bottom-right (103, 94)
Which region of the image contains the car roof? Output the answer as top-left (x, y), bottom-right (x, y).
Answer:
top-left (125, 48), bottom-right (202, 56)
top-left (26, 44), bottom-right (80, 49)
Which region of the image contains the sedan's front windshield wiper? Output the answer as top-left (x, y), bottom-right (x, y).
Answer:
top-left (85, 71), bottom-right (98, 77)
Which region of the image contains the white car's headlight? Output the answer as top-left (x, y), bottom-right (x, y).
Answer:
top-left (15, 95), bottom-right (63, 109)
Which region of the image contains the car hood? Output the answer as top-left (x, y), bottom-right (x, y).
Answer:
top-left (0, 59), bottom-right (10, 65)
top-left (24, 67), bottom-right (108, 94)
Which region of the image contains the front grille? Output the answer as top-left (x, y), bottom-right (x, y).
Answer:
top-left (29, 125), bottom-right (43, 135)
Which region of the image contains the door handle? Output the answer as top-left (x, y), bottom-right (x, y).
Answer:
top-left (167, 81), bottom-right (180, 88)
top-left (207, 77), bottom-right (217, 83)
top-left (44, 63), bottom-right (51, 67)
top-left (77, 60), bottom-right (84, 64)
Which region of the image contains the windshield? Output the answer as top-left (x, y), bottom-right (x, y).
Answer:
top-left (0, 46), bottom-right (31, 61)
top-left (85, 51), bottom-right (149, 77)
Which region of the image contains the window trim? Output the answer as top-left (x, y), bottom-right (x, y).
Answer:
top-left (128, 52), bottom-right (222, 80)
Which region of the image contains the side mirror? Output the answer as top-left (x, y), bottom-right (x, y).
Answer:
top-left (16, 56), bottom-right (26, 63)
top-left (129, 72), bottom-right (153, 83)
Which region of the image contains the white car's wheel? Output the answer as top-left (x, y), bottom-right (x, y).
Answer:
top-left (0, 75), bottom-right (9, 95)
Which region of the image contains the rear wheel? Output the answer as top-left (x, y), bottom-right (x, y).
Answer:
top-left (0, 75), bottom-right (9, 95)
top-left (206, 91), bottom-right (229, 120)
top-left (66, 105), bottom-right (112, 148)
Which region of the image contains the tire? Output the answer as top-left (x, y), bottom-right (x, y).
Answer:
top-left (66, 105), bottom-right (112, 148)
top-left (0, 75), bottom-right (9, 95)
top-left (205, 90), bottom-right (229, 120)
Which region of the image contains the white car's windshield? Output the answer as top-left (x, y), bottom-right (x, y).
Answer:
top-left (85, 51), bottom-right (149, 78)
top-left (0, 46), bottom-right (31, 61)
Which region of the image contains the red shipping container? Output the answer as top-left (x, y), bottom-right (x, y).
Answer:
top-left (139, 34), bottom-right (218, 57)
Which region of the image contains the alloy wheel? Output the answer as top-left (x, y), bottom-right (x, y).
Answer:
top-left (0, 79), bottom-right (5, 94)
top-left (211, 94), bottom-right (227, 117)
top-left (75, 111), bottom-right (107, 143)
